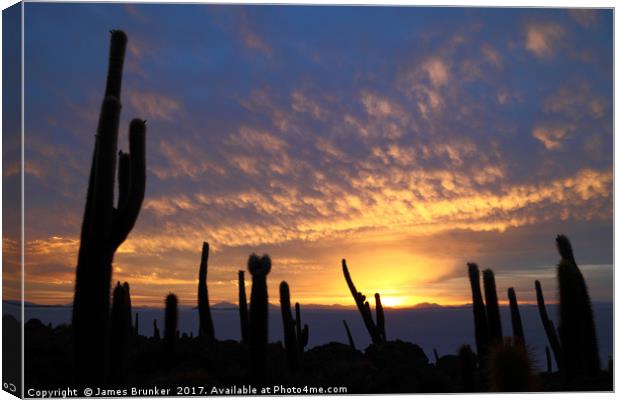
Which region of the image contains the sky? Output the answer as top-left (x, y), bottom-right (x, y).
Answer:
top-left (3, 4), bottom-right (613, 307)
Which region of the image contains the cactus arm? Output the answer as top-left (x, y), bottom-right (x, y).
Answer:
top-left (111, 120), bottom-right (146, 249)
top-left (535, 280), bottom-right (562, 373)
top-left (507, 287), bottom-right (525, 344)
top-left (375, 293), bottom-right (386, 341)
top-left (343, 320), bottom-right (355, 349)
top-left (342, 259), bottom-right (382, 343)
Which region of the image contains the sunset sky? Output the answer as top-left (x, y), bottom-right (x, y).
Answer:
top-left (5, 4), bottom-right (613, 307)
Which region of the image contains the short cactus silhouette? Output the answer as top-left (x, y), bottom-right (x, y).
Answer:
top-left (295, 302), bottom-right (309, 355)
top-left (483, 269), bottom-right (502, 344)
top-left (164, 293), bottom-right (178, 353)
top-left (197, 242), bottom-right (215, 341)
top-left (457, 344), bottom-right (477, 392)
top-left (153, 319), bottom-right (160, 340)
top-left (279, 281), bottom-right (299, 372)
top-left (487, 339), bottom-right (535, 392)
top-left (556, 234), bottom-right (600, 378)
top-left (72, 29), bottom-right (146, 384)
top-left (248, 254), bottom-right (271, 376)
top-left (433, 348), bottom-right (440, 364)
top-left (343, 320), bottom-right (355, 349)
top-left (467, 263), bottom-right (489, 364)
top-left (507, 288), bottom-right (525, 344)
top-left (238, 270), bottom-right (249, 345)
top-left (341, 259), bottom-right (385, 344)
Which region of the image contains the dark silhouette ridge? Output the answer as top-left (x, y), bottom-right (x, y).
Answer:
top-left (197, 242), bottom-right (215, 341)
top-left (248, 254), bottom-right (271, 378)
top-left (72, 29), bottom-right (146, 385)
top-left (341, 259), bottom-right (386, 344)
top-left (238, 270), bottom-right (249, 345)
top-left (507, 287), bottom-right (525, 344)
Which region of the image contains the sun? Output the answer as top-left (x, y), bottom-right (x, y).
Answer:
top-left (379, 296), bottom-right (405, 308)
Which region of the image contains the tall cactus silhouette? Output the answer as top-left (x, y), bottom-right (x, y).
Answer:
top-left (535, 280), bottom-right (561, 373)
top-left (483, 269), bottom-right (502, 344)
top-left (556, 234), bottom-right (600, 378)
top-left (545, 346), bottom-right (552, 373)
top-left (248, 254), bottom-right (271, 376)
top-left (467, 263), bottom-right (489, 364)
top-left (164, 293), bottom-right (178, 353)
top-left (341, 259), bottom-right (385, 344)
top-left (109, 282), bottom-right (132, 383)
top-left (238, 270), bottom-right (249, 345)
top-left (343, 320), bottom-right (355, 349)
top-left (197, 242), bottom-right (215, 341)
top-left (72, 30), bottom-right (146, 384)
top-left (279, 281), bottom-right (299, 372)
top-left (507, 288), bottom-right (525, 344)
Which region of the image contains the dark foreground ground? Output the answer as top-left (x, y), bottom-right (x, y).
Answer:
top-left (13, 316), bottom-right (612, 395)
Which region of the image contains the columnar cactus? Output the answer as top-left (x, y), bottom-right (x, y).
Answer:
top-left (343, 320), bottom-right (355, 349)
top-left (433, 348), bottom-right (440, 364)
top-left (341, 259), bottom-right (385, 344)
top-left (483, 269), bottom-right (502, 344)
top-left (248, 254), bottom-right (271, 376)
top-left (535, 280), bottom-right (562, 373)
top-left (295, 302), bottom-right (309, 355)
top-left (164, 293), bottom-right (178, 353)
top-left (109, 282), bottom-right (132, 383)
top-left (279, 281), bottom-right (299, 372)
top-left (467, 263), bottom-right (489, 363)
top-left (556, 234), bottom-right (600, 377)
top-left (72, 30), bottom-right (146, 384)
top-left (238, 270), bottom-right (249, 345)
top-left (507, 288), bottom-right (525, 344)
top-left (197, 242), bottom-right (215, 341)
top-left (153, 319), bottom-right (160, 340)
